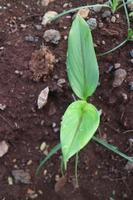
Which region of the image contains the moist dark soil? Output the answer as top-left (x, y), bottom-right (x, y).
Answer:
top-left (0, 0), bottom-right (133, 200)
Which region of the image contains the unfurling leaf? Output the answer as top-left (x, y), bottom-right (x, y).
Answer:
top-left (60, 100), bottom-right (100, 168)
top-left (67, 15), bottom-right (99, 100)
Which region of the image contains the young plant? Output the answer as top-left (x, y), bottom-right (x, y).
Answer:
top-left (109, 0), bottom-right (120, 13)
top-left (37, 15), bottom-right (100, 174)
top-left (60, 15), bottom-right (100, 169)
top-left (50, 0), bottom-right (132, 56)
top-left (37, 15), bottom-right (133, 178)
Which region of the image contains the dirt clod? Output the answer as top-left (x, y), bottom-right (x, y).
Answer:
top-left (43, 29), bottom-right (61, 44)
top-left (113, 68), bottom-right (127, 87)
top-left (29, 47), bottom-right (56, 82)
top-left (12, 169), bottom-right (31, 184)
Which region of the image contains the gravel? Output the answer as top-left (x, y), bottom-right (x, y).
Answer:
top-left (113, 68), bottom-right (127, 87)
top-left (43, 29), bottom-right (61, 44)
top-left (87, 18), bottom-right (97, 30)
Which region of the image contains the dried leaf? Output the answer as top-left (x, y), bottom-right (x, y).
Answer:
top-left (37, 87), bottom-right (49, 109)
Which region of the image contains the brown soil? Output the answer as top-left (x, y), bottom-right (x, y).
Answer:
top-left (0, 0), bottom-right (133, 200)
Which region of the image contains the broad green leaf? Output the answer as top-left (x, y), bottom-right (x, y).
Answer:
top-left (67, 15), bottom-right (99, 100)
top-left (60, 100), bottom-right (100, 168)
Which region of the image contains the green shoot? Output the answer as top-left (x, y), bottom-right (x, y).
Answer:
top-left (129, 12), bottom-right (133, 17)
top-left (36, 143), bottom-right (61, 175)
top-left (109, 0), bottom-right (120, 13)
top-left (99, 0), bottom-right (132, 56)
top-left (128, 28), bottom-right (133, 40)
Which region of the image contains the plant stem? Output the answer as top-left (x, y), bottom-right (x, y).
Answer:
top-left (122, 0), bottom-right (130, 30)
top-left (75, 153), bottom-right (79, 188)
top-left (61, 156), bottom-right (65, 176)
top-left (98, 38), bottom-right (127, 56)
top-left (51, 4), bottom-right (110, 22)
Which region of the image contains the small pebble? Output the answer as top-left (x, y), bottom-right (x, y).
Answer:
top-left (42, 11), bottom-right (58, 26)
top-left (0, 141), bottom-right (9, 157)
top-left (87, 18), bottom-right (97, 30)
top-left (43, 149), bottom-right (48, 156)
top-left (8, 176), bottom-right (13, 185)
top-left (129, 82), bottom-right (133, 91)
top-left (98, 22), bottom-right (104, 28)
top-left (111, 16), bottom-right (116, 23)
top-left (41, 0), bottom-right (54, 7)
top-left (25, 35), bottom-right (39, 43)
top-left (64, 35), bottom-right (68, 40)
top-left (43, 169), bottom-right (47, 176)
top-left (27, 160), bottom-right (32, 166)
top-left (53, 127), bottom-right (59, 133)
top-left (114, 63), bottom-right (121, 69)
top-left (116, 14), bottom-right (120, 18)
top-left (102, 10), bottom-right (111, 18)
top-left (20, 24), bottom-right (27, 29)
top-left (130, 49), bottom-right (133, 58)
top-left (14, 70), bottom-right (23, 75)
top-left (38, 190), bottom-right (43, 195)
top-left (40, 142), bottom-right (46, 151)
top-left (43, 29), bottom-right (61, 44)
top-left (101, 40), bottom-right (106, 45)
top-left (121, 93), bottom-right (128, 101)
top-left (113, 68), bottom-right (127, 87)
top-left (34, 24), bottom-right (42, 31)
top-left (130, 59), bottom-right (133, 63)
top-left (52, 122), bottom-right (56, 128)
top-left (129, 138), bottom-right (133, 149)
top-left (63, 3), bottom-right (69, 8)
top-left (0, 104), bottom-right (6, 110)
top-left (55, 174), bottom-right (60, 182)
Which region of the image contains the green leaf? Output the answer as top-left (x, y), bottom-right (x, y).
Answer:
top-left (93, 136), bottom-right (133, 163)
top-left (110, 0), bottom-right (119, 13)
top-left (60, 100), bottom-right (100, 168)
top-left (129, 12), bottom-right (133, 17)
top-left (67, 15), bottom-right (99, 100)
top-left (128, 28), bottom-right (133, 40)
